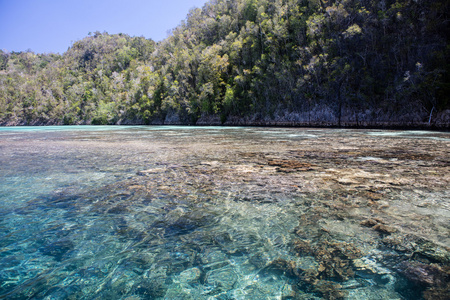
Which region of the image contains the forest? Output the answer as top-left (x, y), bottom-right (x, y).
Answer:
top-left (0, 0), bottom-right (449, 128)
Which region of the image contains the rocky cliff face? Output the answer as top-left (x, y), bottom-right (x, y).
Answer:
top-left (196, 108), bottom-right (450, 130)
top-left (2, 108), bottom-right (449, 130)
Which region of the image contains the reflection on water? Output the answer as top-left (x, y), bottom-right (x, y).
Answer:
top-left (0, 126), bottom-right (449, 299)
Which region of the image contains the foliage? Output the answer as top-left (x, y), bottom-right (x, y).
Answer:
top-left (1, 0), bottom-right (449, 126)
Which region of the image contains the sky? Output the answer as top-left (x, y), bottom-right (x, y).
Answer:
top-left (0, 0), bottom-right (209, 54)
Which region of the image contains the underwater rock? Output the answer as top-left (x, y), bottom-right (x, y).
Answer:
top-left (248, 251), bottom-right (272, 269)
top-left (346, 286), bottom-right (402, 300)
top-left (396, 261), bottom-right (450, 300)
top-left (395, 261), bottom-right (448, 287)
top-left (373, 224), bottom-right (396, 234)
top-left (42, 287), bottom-right (71, 299)
top-left (414, 243), bottom-right (450, 264)
top-left (115, 225), bottom-right (147, 242)
top-left (123, 296), bottom-right (142, 300)
top-left (381, 235), bottom-right (409, 252)
top-left (212, 232), bottom-right (233, 246)
top-left (124, 254), bottom-right (155, 274)
top-left (296, 256), bottom-right (320, 275)
top-left (280, 283), bottom-right (297, 299)
top-left (40, 239), bottom-right (74, 261)
top-left (107, 205), bottom-right (130, 214)
top-left (200, 250), bottom-right (229, 271)
top-left (205, 266), bottom-right (238, 290)
top-left (376, 200), bottom-right (390, 209)
top-left (163, 284), bottom-right (197, 300)
top-left (353, 257), bottom-right (391, 275)
top-left (221, 231), bottom-right (261, 256)
top-left (360, 219), bottom-right (378, 227)
top-left (132, 279), bottom-right (167, 298)
top-left (239, 278), bottom-right (294, 299)
top-left (313, 280), bottom-right (347, 300)
top-left (153, 209), bottom-right (217, 237)
top-left (178, 267), bottom-right (202, 283)
top-left (423, 287), bottom-right (450, 300)
top-left (0, 256), bottom-right (20, 268)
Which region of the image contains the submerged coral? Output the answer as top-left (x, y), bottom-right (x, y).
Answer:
top-left (0, 127), bottom-right (448, 299)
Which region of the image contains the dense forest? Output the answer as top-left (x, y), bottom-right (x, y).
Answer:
top-left (1, 0), bottom-right (449, 128)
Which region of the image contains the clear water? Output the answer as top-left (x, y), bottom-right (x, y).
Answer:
top-left (0, 126), bottom-right (449, 299)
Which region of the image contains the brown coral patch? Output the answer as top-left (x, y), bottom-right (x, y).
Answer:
top-left (267, 159), bottom-right (315, 172)
top-left (266, 258), bottom-right (299, 278)
top-left (292, 239), bottom-right (313, 256)
top-left (373, 224), bottom-right (396, 234)
top-left (313, 241), bottom-right (362, 281)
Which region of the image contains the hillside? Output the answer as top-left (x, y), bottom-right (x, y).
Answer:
top-left (1, 0), bottom-right (449, 128)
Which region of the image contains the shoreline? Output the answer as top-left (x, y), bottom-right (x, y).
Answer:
top-left (1, 121), bottom-right (449, 131)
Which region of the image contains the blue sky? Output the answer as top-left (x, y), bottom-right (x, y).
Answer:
top-left (0, 0), bottom-right (209, 54)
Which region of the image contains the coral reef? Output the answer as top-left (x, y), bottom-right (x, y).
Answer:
top-left (0, 127), bottom-right (448, 299)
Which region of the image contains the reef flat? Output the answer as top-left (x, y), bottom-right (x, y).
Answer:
top-left (0, 127), bottom-right (448, 299)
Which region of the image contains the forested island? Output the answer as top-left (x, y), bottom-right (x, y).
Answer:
top-left (0, 0), bottom-right (449, 128)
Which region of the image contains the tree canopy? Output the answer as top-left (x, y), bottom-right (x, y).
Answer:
top-left (1, 0), bottom-right (449, 128)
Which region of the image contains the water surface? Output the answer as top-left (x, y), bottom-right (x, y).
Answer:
top-left (0, 126), bottom-right (449, 299)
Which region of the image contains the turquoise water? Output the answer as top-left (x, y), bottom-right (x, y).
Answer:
top-left (0, 126), bottom-right (449, 299)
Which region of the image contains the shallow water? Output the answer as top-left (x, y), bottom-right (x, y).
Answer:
top-left (0, 126), bottom-right (449, 299)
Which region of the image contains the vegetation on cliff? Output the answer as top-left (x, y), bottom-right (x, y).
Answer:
top-left (1, 0), bottom-right (449, 127)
